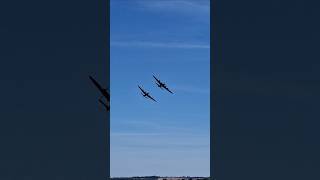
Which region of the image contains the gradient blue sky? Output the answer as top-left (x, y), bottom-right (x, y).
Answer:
top-left (110, 0), bottom-right (210, 177)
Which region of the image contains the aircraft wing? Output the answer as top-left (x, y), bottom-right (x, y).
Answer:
top-left (89, 76), bottom-right (104, 91)
top-left (147, 94), bottom-right (157, 102)
top-left (99, 99), bottom-right (110, 111)
top-left (138, 85), bottom-right (146, 94)
top-left (164, 86), bottom-right (173, 94)
top-left (89, 76), bottom-right (110, 101)
top-left (153, 75), bottom-right (162, 84)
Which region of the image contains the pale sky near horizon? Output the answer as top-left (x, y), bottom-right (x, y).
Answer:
top-left (110, 0), bottom-right (210, 177)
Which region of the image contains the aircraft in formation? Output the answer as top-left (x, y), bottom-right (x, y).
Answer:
top-left (89, 74), bottom-right (172, 108)
top-left (89, 76), bottom-right (110, 111)
top-left (138, 75), bottom-right (173, 102)
top-left (153, 75), bottom-right (173, 94)
top-left (138, 85), bottom-right (157, 102)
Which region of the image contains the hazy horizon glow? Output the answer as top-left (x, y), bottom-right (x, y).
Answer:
top-left (110, 0), bottom-right (210, 177)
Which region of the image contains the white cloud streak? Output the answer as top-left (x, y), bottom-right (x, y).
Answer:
top-left (111, 119), bottom-right (207, 135)
top-left (172, 85), bottom-right (210, 94)
top-left (111, 41), bottom-right (210, 49)
top-left (136, 0), bottom-right (210, 14)
top-left (111, 132), bottom-right (166, 137)
top-left (111, 132), bottom-right (208, 137)
top-left (111, 132), bottom-right (209, 148)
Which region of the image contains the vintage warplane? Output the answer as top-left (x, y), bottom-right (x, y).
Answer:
top-left (153, 75), bottom-right (173, 94)
top-left (89, 76), bottom-right (110, 111)
top-left (138, 85), bottom-right (157, 102)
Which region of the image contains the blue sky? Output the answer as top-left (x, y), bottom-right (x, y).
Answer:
top-left (110, 0), bottom-right (210, 177)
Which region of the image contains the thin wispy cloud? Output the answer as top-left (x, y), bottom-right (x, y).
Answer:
top-left (136, 0), bottom-right (210, 14)
top-left (113, 144), bottom-right (209, 150)
top-left (111, 132), bottom-right (165, 137)
top-left (111, 132), bottom-right (208, 137)
top-left (111, 132), bottom-right (209, 149)
top-left (111, 119), bottom-right (208, 135)
top-left (111, 41), bottom-right (209, 49)
top-left (172, 85), bottom-right (210, 94)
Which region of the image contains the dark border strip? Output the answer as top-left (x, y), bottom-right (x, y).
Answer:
top-left (210, 0), bottom-right (216, 179)
top-left (107, 0), bottom-right (110, 179)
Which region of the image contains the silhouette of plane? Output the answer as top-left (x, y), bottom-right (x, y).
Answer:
top-left (89, 76), bottom-right (110, 111)
top-left (153, 75), bottom-right (173, 94)
top-left (138, 85), bottom-right (157, 102)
